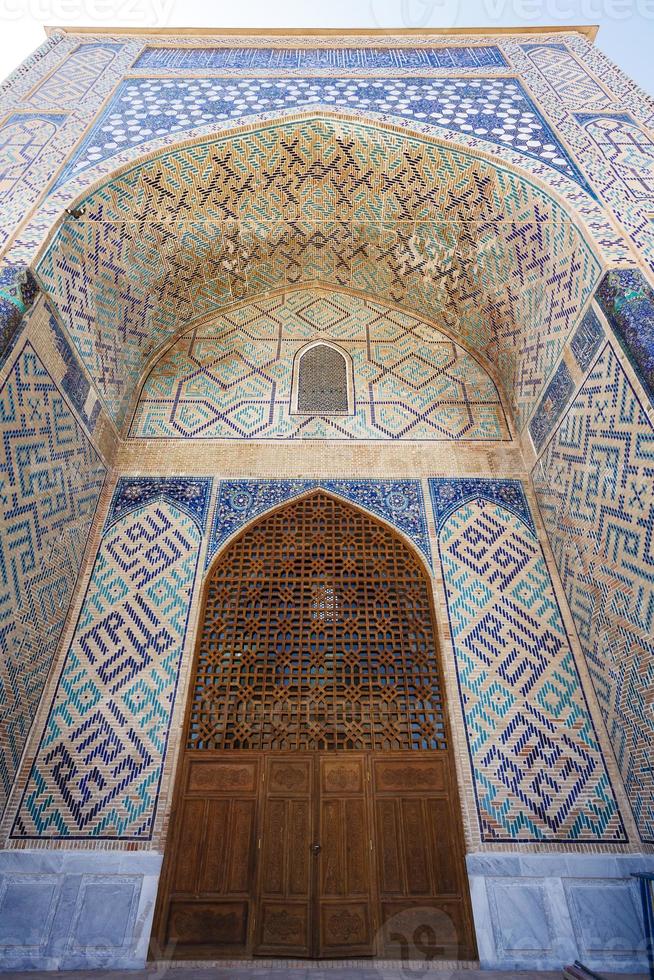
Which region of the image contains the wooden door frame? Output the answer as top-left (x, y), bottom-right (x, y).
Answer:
top-left (151, 490), bottom-right (477, 961)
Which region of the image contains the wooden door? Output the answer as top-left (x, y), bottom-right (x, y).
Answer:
top-left (254, 755), bottom-right (313, 956)
top-left (372, 753), bottom-right (476, 961)
top-left (158, 754), bottom-right (260, 958)
top-left (317, 754), bottom-right (375, 956)
top-left (154, 749), bottom-right (475, 960)
top-left (153, 492), bottom-right (477, 960)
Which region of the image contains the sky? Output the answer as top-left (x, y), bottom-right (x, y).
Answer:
top-left (0, 0), bottom-right (652, 94)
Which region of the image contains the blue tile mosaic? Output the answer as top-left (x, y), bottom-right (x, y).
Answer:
top-left (434, 479), bottom-right (626, 843)
top-left (532, 342), bottom-right (654, 841)
top-left (13, 486), bottom-right (205, 839)
top-left (596, 269), bottom-right (654, 406)
top-left (134, 45), bottom-right (508, 71)
top-left (105, 476), bottom-right (212, 533)
top-left (47, 310), bottom-right (100, 433)
top-left (0, 263), bottom-right (38, 370)
top-left (529, 359), bottom-right (576, 453)
top-left (207, 479), bottom-right (431, 568)
top-left (429, 477), bottom-right (535, 533)
top-left (0, 341), bottom-right (107, 819)
top-left (570, 305), bottom-right (605, 373)
top-left (53, 75), bottom-right (590, 191)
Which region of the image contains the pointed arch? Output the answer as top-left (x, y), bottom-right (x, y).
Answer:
top-left (290, 340), bottom-right (354, 415)
top-left (193, 487), bottom-right (445, 752)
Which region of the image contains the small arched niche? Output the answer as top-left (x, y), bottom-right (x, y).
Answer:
top-left (290, 340), bottom-right (354, 415)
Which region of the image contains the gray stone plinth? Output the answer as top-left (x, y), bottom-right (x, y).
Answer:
top-left (467, 851), bottom-right (654, 974)
top-left (0, 850), bottom-right (162, 971)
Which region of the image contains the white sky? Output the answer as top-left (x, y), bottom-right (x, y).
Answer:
top-left (0, 0), bottom-right (652, 94)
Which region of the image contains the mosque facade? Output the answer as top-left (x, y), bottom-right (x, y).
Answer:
top-left (0, 25), bottom-right (652, 973)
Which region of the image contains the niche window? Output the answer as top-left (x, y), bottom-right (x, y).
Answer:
top-left (291, 341), bottom-right (354, 415)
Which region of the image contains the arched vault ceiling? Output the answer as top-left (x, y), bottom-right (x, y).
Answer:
top-left (36, 116), bottom-right (600, 430)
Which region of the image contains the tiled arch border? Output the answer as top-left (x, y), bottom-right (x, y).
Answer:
top-left (204, 479), bottom-right (433, 570)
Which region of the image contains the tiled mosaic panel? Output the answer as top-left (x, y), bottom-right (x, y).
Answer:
top-left (532, 344), bottom-right (654, 842)
top-left (13, 494), bottom-right (206, 839)
top-left (0, 342), bottom-right (107, 820)
top-left (575, 113), bottom-right (654, 201)
top-left (570, 305), bottom-right (605, 373)
top-left (24, 43), bottom-right (121, 108)
top-left (519, 44), bottom-right (613, 107)
top-left (0, 263), bottom-right (38, 370)
top-left (435, 485), bottom-right (626, 843)
top-left (528, 360), bottom-right (575, 453)
top-left (54, 74), bottom-right (587, 191)
top-left (207, 478), bottom-right (431, 568)
top-left (130, 289), bottom-right (508, 441)
top-left (37, 118), bottom-right (599, 429)
top-left (0, 114), bottom-right (65, 198)
top-left (105, 476), bottom-right (212, 532)
top-left (134, 45), bottom-right (508, 70)
top-left (596, 269), bottom-right (654, 407)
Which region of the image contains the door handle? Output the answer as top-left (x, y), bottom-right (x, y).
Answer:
top-left (311, 842), bottom-right (321, 855)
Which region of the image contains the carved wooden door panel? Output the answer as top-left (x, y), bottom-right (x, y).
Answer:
top-left (317, 754), bottom-right (375, 956)
top-left (153, 492), bottom-right (477, 961)
top-left (254, 755), bottom-right (314, 956)
top-left (158, 754), bottom-right (261, 958)
top-left (371, 753), bottom-right (476, 961)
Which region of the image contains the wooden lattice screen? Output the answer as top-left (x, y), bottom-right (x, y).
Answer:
top-left (297, 344), bottom-right (349, 413)
top-left (187, 491), bottom-right (447, 752)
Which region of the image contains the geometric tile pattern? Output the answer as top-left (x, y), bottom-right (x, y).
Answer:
top-left (435, 484), bottom-right (626, 842)
top-left (0, 342), bottom-right (107, 820)
top-left (133, 45), bottom-right (509, 70)
top-left (532, 343), bottom-right (654, 842)
top-left (0, 114), bottom-right (65, 197)
top-left (130, 289), bottom-right (509, 442)
top-left (570, 304), bottom-right (605, 373)
top-left (596, 269), bottom-right (654, 407)
top-left (47, 310), bottom-right (101, 433)
top-left (37, 117), bottom-right (599, 429)
top-left (24, 43), bottom-right (121, 108)
top-left (430, 477), bottom-right (534, 533)
top-left (105, 476), bottom-right (211, 532)
top-left (520, 44), bottom-right (613, 107)
top-left (575, 113), bottom-right (654, 201)
top-left (528, 359), bottom-right (575, 453)
top-left (207, 478), bottom-right (431, 569)
top-left (54, 74), bottom-right (589, 191)
top-left (12, 492), bottom-right (205, 839)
